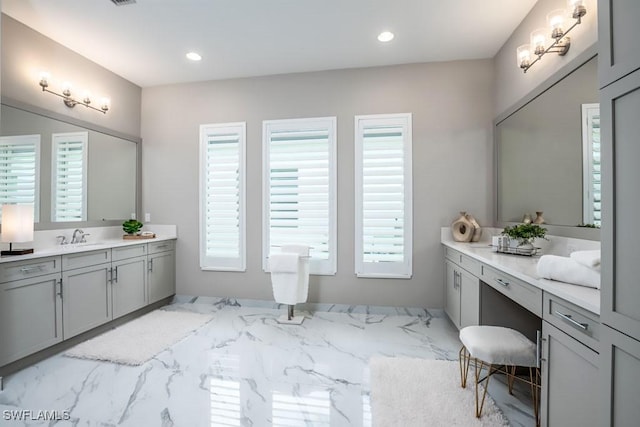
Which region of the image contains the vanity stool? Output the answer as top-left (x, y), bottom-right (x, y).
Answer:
top-left (459, 325), bottom-right (540, 425)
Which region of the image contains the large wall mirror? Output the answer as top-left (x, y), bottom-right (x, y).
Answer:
top-left (0, 99), bottom-right (139, 230)
top-left (496, 54), bottom-right (599, 229)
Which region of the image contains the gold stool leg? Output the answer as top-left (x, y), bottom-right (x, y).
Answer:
top-left (459, 346), bottom-right (470, 388)
top-left (474, 359), bottom-right (492, 418)
top-left (530, 367), bottom-right (541, 427)
top-left (507, 365), bottom-right (516, 394)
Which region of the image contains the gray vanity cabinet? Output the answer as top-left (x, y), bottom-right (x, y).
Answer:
top-left (147, 241), bottom-right (176, 304)
top-left (444, 260), bottom-right (461, 328)
top-left (540, 321), bottom-right (599, 427)
top-left (61, 250), bottom-right (113, 339)
top-left (0, 271), bottom-right (62, 366)
top-left (112, 245), bottom-right (148, 319)
top-left (540, 294), bottom-right (600, 427)
top-left (598, 0), bottom-right (640, 88)
top-left (444, 248), bottom-right (480, 329)
top-left (599, 19), bottom-right (640, 425)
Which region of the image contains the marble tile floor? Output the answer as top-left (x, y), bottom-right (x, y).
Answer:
top-left (0, 297), bottom-right (535, 426)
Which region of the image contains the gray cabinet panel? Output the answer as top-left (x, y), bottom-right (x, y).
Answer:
top-left (600, 325), bottom-right (640, 427)
top-left (62, 249), bottom-right (111, 271)
top-left (112, 256), bottom-right (147, 319)
top-left (459, 268), bottom-right (479, 329)
top-left (148, 250), bottom-right (175, 304)
top-left (62, 263), bottom-right (112, 339)
top-left (112, 244), bottom-right (146, 261)
top-left (0, 256), bottom-right (60, 283)
top-left (540, 322), bottom-right (599, 427)
top-left (0, 273), bottom-right (62, 365)
top-left (598, 0), bottom-right (640, 88)
top-left (600, 67), bottom-right (640, 338)
top-left (444, 260), bottom-right (460, 328)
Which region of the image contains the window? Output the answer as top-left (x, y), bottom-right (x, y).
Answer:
top-left (582, 103), bottom-right (601, 227)
top-left (0, 134), bottom-right (41, 222)
top-left (263, 117), bottom-right (337, 275)
top-left (52, 132), bottom-right (88, 222)
top-left (355, 113), bottom-right (412, 278)
top-left (199, 122), bottom-right (246, 271)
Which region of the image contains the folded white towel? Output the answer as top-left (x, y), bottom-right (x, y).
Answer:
top-left (570, 250), bottom-right (601, 270)
top-left (536, 255), bottom-right (600, 289)
top-left (281, 245), bottom-right (310, 257)
top-left (269, 253), bottom-right (299, 273)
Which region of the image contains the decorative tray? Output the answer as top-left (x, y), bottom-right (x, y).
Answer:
top-left (123, 233), bottom-right (156, 240)
top-left (491, 245), bottom-right (540, 257)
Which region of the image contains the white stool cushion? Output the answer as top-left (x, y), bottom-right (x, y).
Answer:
top-left (460, 325), bottom-right (537, 367)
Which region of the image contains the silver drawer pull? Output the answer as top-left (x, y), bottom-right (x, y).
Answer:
top-left (155, 244), bottom-right (169, 249)
top-left (496, 278), bottom-right (510, 287)
top-left (20, 265), bottom-right (45, 273)
top-left (554, 311), bottom-right (589, 331)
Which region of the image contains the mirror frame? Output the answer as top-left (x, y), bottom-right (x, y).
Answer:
top-left (493, 43), bottom-right (600, 241)
top-left (1, 96), bottom-right (142, 231)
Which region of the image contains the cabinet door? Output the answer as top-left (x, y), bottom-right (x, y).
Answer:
top-left (600, 68), bottom-right (640, 339)
top-left (459, 268), bottom-right (480, 329)
top-left (112, 256), bottom-right (147, 319)
top-left (444, 260), bottom-right (460, 328)
top-left (598, 0), bottom-right (640, 88)
top-left (62, 263), bottom-right (112, 339)
top-left (0, 273), bottom-right (62, 366)
top-left (540, 322), bottom-right (599, 427)
top-left (148, 251), bottom-right (175, 304)
top-left (600, 325), bottom-right (640, 427)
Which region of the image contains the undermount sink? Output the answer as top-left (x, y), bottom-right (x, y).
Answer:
top-left (60, 242), bottom-right (104, 250)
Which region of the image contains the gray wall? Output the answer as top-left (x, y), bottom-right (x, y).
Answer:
top-left (141, 61), bottom-right (495, 308)
top-left (1, 14), bottom-right (141, 138)
top-left (493, 0), bottom-right (598, 117)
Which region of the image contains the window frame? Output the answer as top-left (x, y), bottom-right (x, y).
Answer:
top-left (262, 116), bottom-right (337, 276)
top-left (354, 113), bottom-right (413, 279)
top-left (0, 134), bottom-right (41, 223)
top-left (199, 122), bottom-right (247, 272)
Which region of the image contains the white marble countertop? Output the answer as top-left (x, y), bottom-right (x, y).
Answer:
top-left (0, 225), bottom-right (177, 264)
top-left (441, 238), bottom-right (600, 315)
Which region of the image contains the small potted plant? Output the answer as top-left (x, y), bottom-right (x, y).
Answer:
top-left (501, 223), bottom-right (547, 254)
top-left (122, 219), bottom-right (143, 236)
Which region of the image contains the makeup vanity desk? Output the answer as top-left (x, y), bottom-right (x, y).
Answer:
top-left (441, 238), bottom-right (601, 427)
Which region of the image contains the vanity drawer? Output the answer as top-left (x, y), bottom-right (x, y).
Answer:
top-left (0, 256), bottom-right (61, 283)
top-left (62, 249), bottom-right (112, 271)
top-left (544, 293), bottom-right (600, 352)
top-left (148, 240), bottom-right (175, 255)
top-left (112, 244), bottom-right (147, 261)
top-left (483, 266), bottom-right (542, 317)
top-left (444, 247), bottom-right (482, 277)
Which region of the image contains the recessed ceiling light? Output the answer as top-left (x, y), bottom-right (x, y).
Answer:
top-left (186, 52), bottom-right (202, 61)
top-left (377, 31), bottom-right (394, 43)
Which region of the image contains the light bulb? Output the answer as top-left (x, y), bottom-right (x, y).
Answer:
top-left (517, 44), bottom-right (532, 69)
top-left (61, 82), bottom-right (72, 97)
top-left (377, 31), bottom-right (394, 42)
top-left (39, 71), bottom-right (50, 88)
top-left (100, 98), bottom-right (110, 112)
top-left (530, 29), bottom-right (547, 56)
top-left (547, 9), bottom-right (567, 39)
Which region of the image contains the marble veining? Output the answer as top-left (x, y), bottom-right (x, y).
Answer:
top-left (0, 298), bottom-right (533, 426)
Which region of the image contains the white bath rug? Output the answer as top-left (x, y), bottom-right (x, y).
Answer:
top-left (65, 310), bottom-right (213, 365)
top-left (370, 357), bottom-right (510, 427)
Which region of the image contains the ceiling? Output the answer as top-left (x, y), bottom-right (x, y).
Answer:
top-left (2, 0), bottom-right (538, 88)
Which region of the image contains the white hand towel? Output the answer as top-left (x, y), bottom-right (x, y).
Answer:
top-left (281, 245), bottom-right (310, 257)
top-left (536, 255), bottom-right (601, 289)
top-left (269, 253), bottom-right (299, 273)
top-left (570, 250), bottom-right (601, 270)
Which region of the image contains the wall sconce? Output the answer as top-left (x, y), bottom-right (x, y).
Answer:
top-left (39, 72), bottom-right (110, 114)
top-left (517, 0), bottom-right (587, 73)
top-left (1, 204), bottom-right (35, 256)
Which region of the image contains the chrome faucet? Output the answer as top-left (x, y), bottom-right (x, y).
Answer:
top-left (71, 229), bottom-right (84, 244)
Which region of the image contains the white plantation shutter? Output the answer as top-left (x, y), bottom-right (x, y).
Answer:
top-left (582, 104), bottom-right (601, 227)
top-left (52, 132), bottom-right (88, 222)
top-left (0, 135), bottom-right (41, 222)
top-left (263, 117), bottom-right (337, 275)
top-left (355, 114), bottom-right (412, 278)
top-left (199, 122), bottom-right (246, 271)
